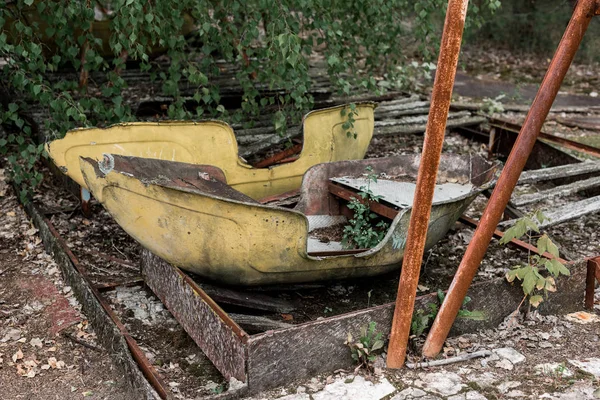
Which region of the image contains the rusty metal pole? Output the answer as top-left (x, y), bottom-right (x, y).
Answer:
top-left (422, 0), bottom-right (600, 358)
top-left (386, 0), bottom-right (470, 369)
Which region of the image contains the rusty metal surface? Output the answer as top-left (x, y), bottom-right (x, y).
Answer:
top-left (490, 117), bottom-right (600, 159)
top-left (252, 143), bottom-right (304, 168)
top-left (43, 217), bottom-right (171, 399)
top-left (386, 0), bottom-right (470, 368)
top-left (141, 250), bottom-right (249, 382)
top-left (585, 258), bottom-right (599, 309)
top-left (423, 0), bottom-right (598, 358)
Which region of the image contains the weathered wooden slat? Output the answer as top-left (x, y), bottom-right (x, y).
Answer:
top-left (246, 261), bottom-right (586, 391)
top-left (518, 162), bottom-right (600, 185)
top-left (200, 283), bottom-right (296, 313)
top-left (374, 116), bottom-right (486, 136)
top-left (501, 195), bottom-right (600, 229)
top-left (513, 176), bottom-right (600, 206)
top-left (539, 195), bottom-right (600, 228)
top-left (229, 314), bottom-right (292, 333)
top-left (451, 101), bottom-right (599, 114)
top-left (141, 251), bottom-right (249, 382)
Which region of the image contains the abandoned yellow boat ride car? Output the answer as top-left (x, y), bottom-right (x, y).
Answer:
top-left (45, 103), bottom-right (376, 200)
top-left (80, 153), bottom-right (498, 286)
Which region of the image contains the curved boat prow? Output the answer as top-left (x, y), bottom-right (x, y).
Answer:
top-left (81, 154), bottom-right (499, 286)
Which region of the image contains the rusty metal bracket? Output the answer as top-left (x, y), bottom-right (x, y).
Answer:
top-left (423, 0), bottom-right (599, 359)
top-left (585, 257), bottom-right (600, 309)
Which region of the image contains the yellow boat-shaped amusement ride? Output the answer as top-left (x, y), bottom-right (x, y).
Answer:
top-left (46, 103), bottom-right (376, 200)
top-left (79, 153), bottom-right (498, 286)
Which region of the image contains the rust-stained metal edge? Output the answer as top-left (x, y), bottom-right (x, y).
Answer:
top-left (16, 190), bottom-right (162, 399)
top-left (141, 250), bottom-right (249, 383)
top-left (252, 143), bottom-right (304, 168)
top-left (387, 0), bottom-right (470, 368)
top-left (43, 218), bottom-right (172, 400)
top-left (423, 0), bottom-right (598, 358)
top-left (585, 256), bottom-right (600, 309)
top-left (490, 117), bottom-right (600, 159)
top-left (176, 269), bottom-right (248, 340)
top-left (258, 189), bottom-right (301, 204)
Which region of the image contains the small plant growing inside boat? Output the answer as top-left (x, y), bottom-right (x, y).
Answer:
top-left (342, 166), bottom-right (390, 249)
top-left (500, 210), bottom-right (570, 308)
top-left (345, 321), bottom-right (384, 371)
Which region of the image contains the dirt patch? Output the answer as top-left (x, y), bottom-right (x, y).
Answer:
top-left (310, 223), bottom-right (346, 244)
top-left (0, 167), bottom-right (130, 400)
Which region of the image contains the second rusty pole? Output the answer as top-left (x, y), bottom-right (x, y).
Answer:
top-left (422, 0), bottom-right (600, 358)
top-left (386, 0), bottom-right (470, 368)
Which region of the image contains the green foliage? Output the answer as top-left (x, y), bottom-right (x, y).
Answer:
top-left (340, 103), bottom-right (358, 139)
top-left (0, 0), bottom-right (501, 195)
top-left (345, 321), bottom-right (384, 370)
top-left (500, 210), bottom-right (570, 308)
top-left (411, 290), bottom-right (485, 337)
top-left (342, 166), bottom-right (389, 249)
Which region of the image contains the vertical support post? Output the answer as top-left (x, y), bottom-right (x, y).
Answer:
top-left (586, 259), bottom-right (597, 310)
top-left (423, 0), bottom-right (599, 358)
top-left (386, 0), bottom-right (470, 368)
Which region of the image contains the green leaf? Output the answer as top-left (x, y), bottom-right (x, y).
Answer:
top-left (522, 217), bottom-right (540, 233)
top-left (500, 219), bottom-right (527, 244)
top-left (521, 266), bottom-right (537, 295)
top-left (537, 234), bottom-right (549, 255)
top-left (557, 263), bottom-right (570, 276)
top-left (371, 340), bottom-right (384, 351)
top-left (24, 0), bottom-right (34, 5)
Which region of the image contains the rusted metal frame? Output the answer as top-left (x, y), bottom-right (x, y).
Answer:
top-left (95, 278), bottom-right (145, 292)
top-left (43, 218), bottom-right (171, 399)
top-left (585, 256), bottom-right (600, 309)
top-left (490, 117), bottom-right (600, 159)
top-left (251, 143), bottom-right (303, 168)
top-left (258, 189), bottom-right (300, 204)
top-left (327, 182), bottom-right (400, 220)
top-left (423, 0), bottom-right (598, 358)
top-left (276, 155), bottom-right (300, 164)
top-left (386, 0), bottom-right (470, 368)
top-left (458, 216), bottom-right (568, 263)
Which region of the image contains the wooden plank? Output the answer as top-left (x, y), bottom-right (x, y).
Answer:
top-left (540, 195), bottom-right (600, 228)
top-left (200, 283), bottom-right (296, 313)
top-left (141, 250), bottom-right (249, 382)
top-left (229, 314), bottom-right (292, 333)
top-left (518, 162), bottom-right (600, 185)
top-left (513, 176), bottom-right (600, 206)
top-left (246, 261), bottom-right (586, 391)
top-left (375, 116), bottom-right (487, 136)
top-left (500, 195), bottom-right (600, 229)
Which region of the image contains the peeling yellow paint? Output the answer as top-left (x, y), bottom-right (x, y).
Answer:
top-left (47, 104), bottom-right (375, 199)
